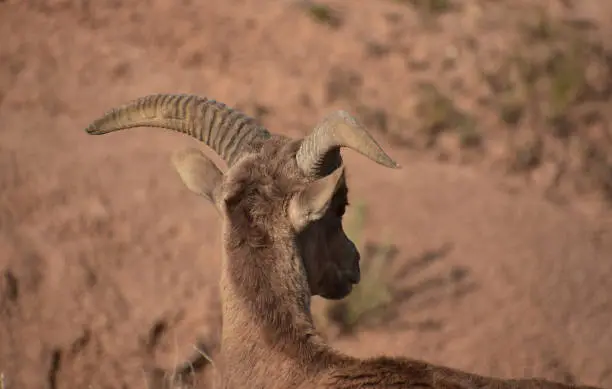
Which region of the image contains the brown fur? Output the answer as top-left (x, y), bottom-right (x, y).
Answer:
top-left (167, 134), bottom-right (605, 389)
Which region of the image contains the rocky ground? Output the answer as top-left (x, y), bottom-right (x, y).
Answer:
top-left (1, 0), bottom-right (611, 388)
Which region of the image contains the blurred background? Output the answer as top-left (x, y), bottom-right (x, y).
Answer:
top-left (1, 0), bottom-right (611, 388)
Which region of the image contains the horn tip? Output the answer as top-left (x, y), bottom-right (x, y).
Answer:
top-left (84, 125), bottom-right (99, 135)
top-left (84, 118), bottom-right (109, 135)
top-left (381, 156), bottom-right (401, 169)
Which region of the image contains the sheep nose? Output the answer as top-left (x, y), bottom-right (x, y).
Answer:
top-left (353, 243), bottom-right (361, 262)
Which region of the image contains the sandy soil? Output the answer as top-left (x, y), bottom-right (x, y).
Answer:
top-left (1, 0), bottom-right (611, 388)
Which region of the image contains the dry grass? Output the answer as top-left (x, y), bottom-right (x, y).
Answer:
top-left (416, 82), bottom-right (482, 150)
top-left (402, 0), bottom-right (453, 15)
top-left (395, 0), bottom-right (456, 29)
top-left (470, 8), bottom-right (612, 201)
top-left (306, 2), bottom-right (342, 28)
top-left (145, 344), bottom-right (215, 389)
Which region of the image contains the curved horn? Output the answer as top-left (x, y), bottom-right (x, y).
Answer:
top-left (84, 94), bottom-right (271, 166)
top-left (295, 110), bottom-right (400, 176)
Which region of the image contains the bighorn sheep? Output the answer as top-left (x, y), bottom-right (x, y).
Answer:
top-left (84, 94), bottom-right (603, 389)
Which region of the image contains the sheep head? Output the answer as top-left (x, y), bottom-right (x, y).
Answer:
top-left (85, 94), bottom-right (399, 300)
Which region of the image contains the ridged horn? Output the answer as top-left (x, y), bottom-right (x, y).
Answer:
top-left (295, 110), bottom-right (400, 176)
top-left (84, 94), bottom-right (271, 166)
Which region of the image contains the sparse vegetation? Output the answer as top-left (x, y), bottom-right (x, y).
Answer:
top-left (457, 117), bottom-right (482, 149)
top-left (472, 10), bottom-right (612, 199)
top-left (415, 82), bottom-right (479, 149)
top-left (416, 82), bottom-right (457, 144)
top-left (522, 7), bottom-right (556, 42)
top-left (313, 3), bottom-right (610, 204)
top-left (397, 0), bottom-right (453, 15)
top-left (498, 97), bottom-right (525, 126)
top-left (547, 45), bottom-right (586, 121)
top-left (395, 0), bottom-right (454, 29)
top-left (149, 345), bottom-right (215, 389)
top-left (511, 138), bottom-right (543, 173)
top-left (307, 3), bottom-right (342, 28)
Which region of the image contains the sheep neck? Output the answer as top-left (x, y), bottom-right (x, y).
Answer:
top-left (217, 231), bottom-right (347, 385)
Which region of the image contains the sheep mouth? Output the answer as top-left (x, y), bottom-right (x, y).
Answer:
top-left (319, 283), bottom-right (353, 300)
top-left (346, 272), bottom-right (360, 285)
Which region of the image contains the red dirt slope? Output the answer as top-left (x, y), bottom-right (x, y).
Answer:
top-left (1, 1), bottom-right (611, 388)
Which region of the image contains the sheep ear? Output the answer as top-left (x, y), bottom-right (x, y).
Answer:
top-left (171, 148), bottom-right (223, 206)
top-left (289, 165), bottom-right (345, 231)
